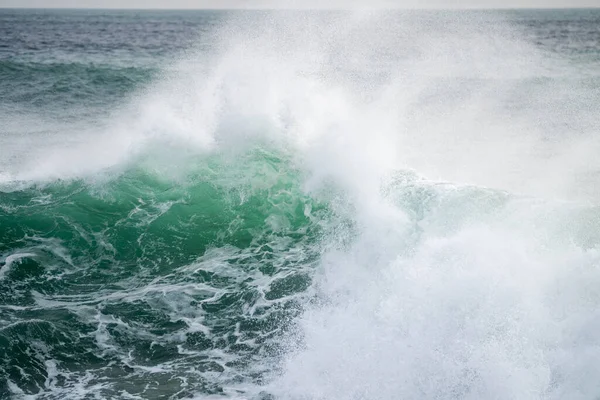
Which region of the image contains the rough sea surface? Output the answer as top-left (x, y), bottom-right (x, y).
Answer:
top-left (1, 8), bottom-right (600, 400)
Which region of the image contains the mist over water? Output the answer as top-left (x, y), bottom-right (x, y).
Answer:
top-left (1, 8), bottom-right (600, 400)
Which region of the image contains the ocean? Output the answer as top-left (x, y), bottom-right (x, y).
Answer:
top-left (1, 7), bottom-right (600, 399)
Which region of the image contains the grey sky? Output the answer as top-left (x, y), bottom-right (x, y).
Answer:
top-left (0, 0), bottom-right (599, 8)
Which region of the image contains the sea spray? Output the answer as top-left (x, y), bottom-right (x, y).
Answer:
top-left (1, 8), bottom-right (600, 399)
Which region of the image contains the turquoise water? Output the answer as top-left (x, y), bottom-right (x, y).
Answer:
top-left (2, 8), bottom-right (600, 399)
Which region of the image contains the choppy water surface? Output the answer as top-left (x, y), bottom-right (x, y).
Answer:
top-left (1, 8), bottom-right (600, 400)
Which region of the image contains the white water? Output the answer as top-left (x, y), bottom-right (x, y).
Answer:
top-left (269, 192), bottom-right (600, 399)
top-left (204, 11), bottom-right (600, 399)
top-left (4, 10), bottom-right (600, 399)
top-left (4, 11), bottom-right (600, 199)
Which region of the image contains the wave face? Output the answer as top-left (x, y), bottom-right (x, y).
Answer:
top-left (2, 8), bottom-right (600, 400)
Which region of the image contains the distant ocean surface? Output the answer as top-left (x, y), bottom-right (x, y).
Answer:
top-left (1, 8), bottom-right (600, 400)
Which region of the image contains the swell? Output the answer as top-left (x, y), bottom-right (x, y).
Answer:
top-left (3, 141), bottom-right (600, 398)
top-left (0, 146), bottom-right (330, 397)
top-left (3, 9), bottom-right (600, 399)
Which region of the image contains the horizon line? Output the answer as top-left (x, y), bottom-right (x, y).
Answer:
top-left (1, 5), bottom-right (599, 10)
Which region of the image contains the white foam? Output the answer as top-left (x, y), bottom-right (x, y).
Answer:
top-left (0, 253), bottom-right (36, 280)
top-left (3, 11), bottom-right (598, 202)
top-left (3, 10), bottom-right (600, 399)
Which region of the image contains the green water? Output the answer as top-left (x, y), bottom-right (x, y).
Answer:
top-left (2, 8), bottom-right (600, 400)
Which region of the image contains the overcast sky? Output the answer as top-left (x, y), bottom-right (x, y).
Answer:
top-left (0, 0), bottom-right (599, 8)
